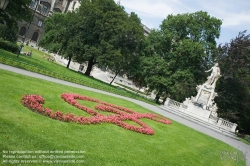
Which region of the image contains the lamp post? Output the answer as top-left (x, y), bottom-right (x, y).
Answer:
top-left (17, 0), bottom-right (43, 57)
top-left (0, 0), bottom-right (9, 13)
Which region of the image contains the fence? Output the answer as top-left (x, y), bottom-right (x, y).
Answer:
top-left (217, 118), bottom-right (237, 132)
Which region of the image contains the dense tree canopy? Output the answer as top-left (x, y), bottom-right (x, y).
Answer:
top-left (40, 0), bottom-right (144, 76)
top-left (0, 0), bottom-right (33, 42)
top-left (39, 12), bottom-right (80, 68)
top-left (216, 31), bottom-right (250, 134)
top-left (97, 12), bottom-right (144, 84)
top-left (133, 11), bottom-right (222, 103)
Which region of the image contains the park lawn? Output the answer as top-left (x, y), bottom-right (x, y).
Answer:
top-left (0, 47), bottom-right (155, 105)
top-left (239, 138), bottom-right (250, 146)
top-left (6, 44), bottom-right (99, 80)
top-left (0, 69), bottom-right (246, 166)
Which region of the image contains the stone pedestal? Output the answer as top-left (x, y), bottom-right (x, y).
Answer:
top-left (182, 103), bottom-right (211, 121)
top-left (194, 85), bottom-right (216, 108)
top-left (208, 118), bottom-right (218, 125)
top-left (231, 124), bottom-right (238, 132)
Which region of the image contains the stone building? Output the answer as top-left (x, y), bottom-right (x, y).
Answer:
top-left (17, 0), bottom-right (80, 44)
top-left (17, 0), bottom-right (149, 44)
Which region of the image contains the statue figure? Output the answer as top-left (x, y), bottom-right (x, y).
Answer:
top-left (203, 63), bottom-right (221, 88)
top-left (210, 103), bottom-right (218, 117)
top-left (183, 97), bottom-right (191, 105)
top-left (191, 96), bottom-right (196, 103)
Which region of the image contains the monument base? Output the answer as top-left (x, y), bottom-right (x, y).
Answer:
top-left (180, 103), bottom-right (211, 122)
top-left (164, 98), bottom-right (238, 133)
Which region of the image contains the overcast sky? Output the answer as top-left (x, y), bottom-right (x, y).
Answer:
top-left (120, 0), bottom-right (250, 45)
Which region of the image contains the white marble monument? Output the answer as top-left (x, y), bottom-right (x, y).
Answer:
top-left (164, 63), bottom-right (238, 132)
top-left (182, 63), bottom-right (221, 120)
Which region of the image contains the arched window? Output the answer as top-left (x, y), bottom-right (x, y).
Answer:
top-left (19, 27), bottom-right (26, 36)
top-left (31, 32), bottom-right (39, 42)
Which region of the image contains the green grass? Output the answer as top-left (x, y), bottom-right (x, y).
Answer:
top-left (115, 82), bottom-right (148, 95)
top-left (0, 46), bottom-right (156, 105)
top-left (0, 69), bottom-right (246, 166)
top-left (239, 138), bottom-right (250, 145)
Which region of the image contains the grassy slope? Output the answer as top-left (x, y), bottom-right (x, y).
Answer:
top-left (239, 138), bottom-right (250, 145)
top-left (0, 47), bottom-right (156, 105)
top-left (0, 69), bottom-right (245, 166)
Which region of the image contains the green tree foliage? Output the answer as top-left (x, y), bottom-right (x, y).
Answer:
top-left (0, 0), bottom-right (32, 42)
top-left (137, 11), bottom-right (222, 103)
top-left (75, 0), bottom-right (144, 76)
top-left (0, 24), bottom-right (18, 42)
top-left (39, 13), bottom-right (65, 52)
top-left (39, 12), bottom-right (81, 68)
top-left (40, 0), bottom-right (144, 76)
top-left (216, 31), bottom-right (250, 134)
top-left (98, 12), bottom-right (144, 84)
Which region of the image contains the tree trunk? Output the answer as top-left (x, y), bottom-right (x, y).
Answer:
top-left (162, 97), bottom-right (167, 105)
top-left (66, 55), bottom-right (72, 68)
top-left (162, 91), bottom-right (168, 105)
top-left (85, 56), bottom-right (95, 76)
top-left (155, 91), bottom-right (162, 104)
top-left (110, 71), bottom-right (119, 85)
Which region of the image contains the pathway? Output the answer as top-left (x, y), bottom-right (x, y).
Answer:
top-left (0, 63), bottom-right (249, 165)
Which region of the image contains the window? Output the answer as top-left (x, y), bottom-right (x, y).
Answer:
top-left (38, 21), bottom-right (43, 27)
top-left (37, 4), bottom-right (42, 12)
top-left (31, 32), bottom-right (39, 42)
top-left (19, 27), bottom-right (26, 36)
top-left (41, 6), bottom-right (47, 14)
top-left (30, 0), bottom-right (35, 8)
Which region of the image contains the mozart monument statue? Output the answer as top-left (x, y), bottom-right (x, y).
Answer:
top-left (203, 63), bottom-right (221, 89)
top-left (164, 63), bottom-right (237, 132)
top-left (181, 63), bottom-right (222, 120)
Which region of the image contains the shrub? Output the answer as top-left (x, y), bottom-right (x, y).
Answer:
top-left (244, 135), bottom-right (250, 142)
top-left (0, 38), bottom-right (19, 53)
top-left (0, 24), bottom-right (18, 42)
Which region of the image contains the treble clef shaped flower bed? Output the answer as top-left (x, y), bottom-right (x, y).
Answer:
top-left (21, 93), bottom-right (171, 135)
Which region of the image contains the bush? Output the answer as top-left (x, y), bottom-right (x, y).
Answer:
top-left (244, 135), bottom-right (250, 142)
top-left (0, 24), bottom-right (18, 42)
top-left (0, 38), bottom-right (19, 53)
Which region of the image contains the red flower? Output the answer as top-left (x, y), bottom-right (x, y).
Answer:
top-left (21, 93), bottom-right (172, 135)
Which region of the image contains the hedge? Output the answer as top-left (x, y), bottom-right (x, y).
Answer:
top-left (0, 38), bottom-right (19, 53)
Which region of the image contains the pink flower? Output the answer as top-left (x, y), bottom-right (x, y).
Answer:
top-left (21, 93), bottom-right (172, 135)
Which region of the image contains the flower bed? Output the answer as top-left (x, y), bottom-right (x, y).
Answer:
top-left (21, 93), bottom-right (171, 135)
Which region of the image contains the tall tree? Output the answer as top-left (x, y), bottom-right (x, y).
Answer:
top-left (98, 12), bottom-right (144, 84)
top-left (39, 12), bottom-right (81, 68)
top-left (75, 0), bottom-right (144, 76)
top-left (216, 31), bottom-right (250, 134)
top-left (139, 11), bottom-right (222, 102)
top-left (40, 0), bottom-right (144, 76)
top-left (0, 0), bottom-right (33, 42)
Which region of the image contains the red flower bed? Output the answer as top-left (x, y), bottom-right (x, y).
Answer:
top-left (21, 93), bottom-right (171, 135)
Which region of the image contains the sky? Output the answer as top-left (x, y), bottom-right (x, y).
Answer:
top-left (119, 0), bottom-right (250, 45)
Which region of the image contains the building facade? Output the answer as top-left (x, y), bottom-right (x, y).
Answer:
top-left (17, 0), bottom-right (149, 44)
top-left (17, 0), bottom-right (80, 44)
